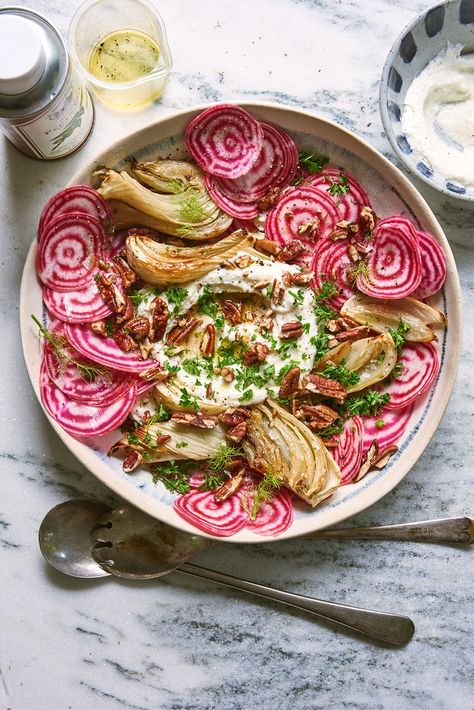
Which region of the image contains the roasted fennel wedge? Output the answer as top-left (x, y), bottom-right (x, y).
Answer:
top-left (131, 159), bottom-right (205, 194)
top-left (111, 418), bottom-right (227, 466)
top-left (95, 168), bottom-right (232, 239)
top-left (242, 401), bottom-right (341, 507)
top-left (126, 229), bottom-right (264, 286)
top-left (341, 294), bottom-right (446, 342)
top-left (315, 333), bottom-right (397, 392)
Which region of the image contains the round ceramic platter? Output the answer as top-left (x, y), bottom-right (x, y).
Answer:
top-left (20, 102), bottom-right (462, 542)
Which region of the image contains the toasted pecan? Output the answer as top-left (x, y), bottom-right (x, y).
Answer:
top-left (279, 367), bottom-right (301, 398)
top-left (170, 412), bottom-right (218, 429)
top-left (302, 373), bottom-right (346, 402)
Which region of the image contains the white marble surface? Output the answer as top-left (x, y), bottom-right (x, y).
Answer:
top-left (1, 0), bottom-right (473, 708)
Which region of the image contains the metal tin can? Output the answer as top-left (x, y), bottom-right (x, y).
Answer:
top-left (0, 6), bottom-right (94, 160)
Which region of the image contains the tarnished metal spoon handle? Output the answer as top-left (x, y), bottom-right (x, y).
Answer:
top-left (177, 562), bottom-right (414, 645)
top-left (303, 517), bottom-right (473, 544)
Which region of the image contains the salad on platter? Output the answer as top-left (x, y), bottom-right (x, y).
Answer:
top-left (33, 104), bottom-right (447, 538)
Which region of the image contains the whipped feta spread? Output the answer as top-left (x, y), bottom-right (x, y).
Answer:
top-left (136, 254), bottom-right (319, 409)
top-left (402, 44), bottom-right (474, 187)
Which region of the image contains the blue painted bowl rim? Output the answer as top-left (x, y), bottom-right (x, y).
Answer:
top-left (379, 0), bottom-right (474, 204)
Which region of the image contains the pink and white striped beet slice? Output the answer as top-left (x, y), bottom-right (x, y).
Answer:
top-left (332, 416), bottom-right (364, 485)
top-left (244, 486), bottom-right (293, 536)
top-left (265, 186), bottom-right (340, 255)
top-left (135, 378), bottom-right (158, 397)
top-left (304, 167), bottom-right (371, 224)
top-left (185, 104), bottom-right (264, 179)
top-left (42, 280), bottom-right (111, 323)
top-left (209, 123), bottom-right (298, 203)
top-left (173, 488), bottom-right (249, 537)
top-left (412, 230), bottom-right (447, 299)
top-left (38, 185), bottom-right (113, 241)
top-left (362, 403), bottom-right (414, 455)
top-left (311, 238), bottom-right (356, 310)
top-left (65, 322), bottom-right (157, 373)
top-left (40, 361), bottom-right (137, 438)
top-left (37, 213), bottom-right (104, 292)
top-left (204, 175), bottom-right (259, 219)
top-left (43, 343), bottom-right (136, 406)
top-left (357, 216), bottom-right (422, 299)
top-left (382, 342), bottom-right (439, 410)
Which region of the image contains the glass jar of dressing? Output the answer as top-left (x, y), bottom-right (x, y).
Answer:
top-left (0, 7), bottom-right (94, 159)
top-left (69, 0), bottom-right (172, 111)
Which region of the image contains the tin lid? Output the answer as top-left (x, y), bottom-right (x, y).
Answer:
top-left (0, 14), bottom-right (46, 95)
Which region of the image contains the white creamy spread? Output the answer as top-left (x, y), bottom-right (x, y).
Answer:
top-left (136, 253), bottom-right (319, 409)
top-left (402, 44), bottom-right (474, 187)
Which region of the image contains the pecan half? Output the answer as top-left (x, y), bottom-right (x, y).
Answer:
top-left (113, 255), bottom-right (137, 289)
top-left (271, 279), bottom-right (285, 305)
top-left (255, 238), bottom-right (281, 257)
top-left (122, 450), bottom-right (143, 473)
top-left (294, 270), bottom-right (313, 285)
top-left (114, 330), bottom-right (138, 352)
top-left (156, 434), bottom-right (172, 447)
top-left (96, 272), bottom-right (126, 314)
top-left (125, 316), bottom-right (150, 341)
top-left (279, 367), bottom-right (301, 398)
top-left (257, 186), bottom-right (281, 212)
top-left (90, 320), bottom-right (108, 337)
top-left (226, 421), bottom-right (248, 443)
top-left (214, 469), bottom-right (245, 502)
top-left (221, 367), bottom-right (235, 382)
top-left (243, 342), bottom-right (270, 365)
top-left (280, 321), bottom-right (303, 340)
top-left (218, 407), bottom-right (251, 426)
top-left (372, 444), bottom-right (398, 469)
top-left (139, 364), bottom-right (169, 383)
top-left (355, 440), bottom-right (379, 481)
top-left (115, 297), bottom-right (134, 324)
top-left (277, 239), bottom-right (307, 262)
top-left (298, 404), bottom-right (340, 430)
top-left (347, 244), bottom-right (361, 263)
top-left (149, 297), bottom-right (168, 342)
top-left (234, 254), bottom-right (254, 269)
top-left (201, 323), bottom-right (216, 357)
top-left (296, 219), bottom-right (319, 240)
top-left (171, 412), bottom-right (218, 429)
top-left (334, 325), bottom-right (374, 343)
top-left (166, 316), bottom-right (202, 345)
top-left (359, 206), bottom-right (378, 234)
top-left (221, 299), bottom-right (243, 325)
top-left (302, 374), bottom-right (346, 402)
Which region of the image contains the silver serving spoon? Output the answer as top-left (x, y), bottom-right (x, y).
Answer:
top-left (38, 500), bottom-right (414, 645)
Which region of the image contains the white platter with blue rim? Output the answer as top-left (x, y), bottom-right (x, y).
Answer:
top-left (20, 102), bottom-right (462, 542)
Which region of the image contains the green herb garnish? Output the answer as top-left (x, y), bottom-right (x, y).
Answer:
top-left (165, 286), bottom-right (188, 317)
top-left (179, 388), bottom-right (200, 411)
top-left (298, 150), bottom-right (330, 175)
top-left (244, 470), bottom-right (283, 521)
top-left (151, 460), bottom-right (194, 494)
top-left (31, 315), bottom-right (105, 382)
top-left (327, 171), bottom-right (350, 196)
top-left (318, 360), bottom-right (360, 388)
top-left (388, 319), bottom-right (410, 354)
top-left (342, 391), bottom-right (390, 417)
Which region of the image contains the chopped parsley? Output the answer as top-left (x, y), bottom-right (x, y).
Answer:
top-left (182, 357), bottom-right (202, 376)
top-left (151, 460), bottom-right (194, 494)
top-left (318, 360), bottom-right (360, 389)
top-left (327, 171), bottom-right (350, 196)
top-left (310, 331), bottom-right (330, 362)
top-left (375, 419), bottom-right (385, 429)
top-left (391, 361), bottom-right (404, 379)
top-left (179, 387), bottom-right (200, 411)
top-left (129, 286), bottom-right (159, 307)
top-left (176, 441), bottom-right (188, 449)
top-left (197, 285), bottom-right (219, 321)
top-left (235, 364), bottom-right (266, 391)
top-left (388, 319), bottom-right (410, 354)
top-left (313, 280), bottom-right (339, 322)
top-left (342, 391), bottom-right (390, 417)
top-left (289, 289), bottom-right (305, 307)
top-left (165, 286), bottom-right (188, 316)
top-left (298, 150), bottom-right (330, 175)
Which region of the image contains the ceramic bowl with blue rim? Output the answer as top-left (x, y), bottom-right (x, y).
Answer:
top-left (380, 0), bottom-right (474, 202)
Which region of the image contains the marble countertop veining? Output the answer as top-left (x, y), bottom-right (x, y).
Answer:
top-left (1, 0), bottom-right (473, 708)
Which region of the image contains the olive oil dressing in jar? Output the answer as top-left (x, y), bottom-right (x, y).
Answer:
top-left (0, 7), bottom-right (94, 159)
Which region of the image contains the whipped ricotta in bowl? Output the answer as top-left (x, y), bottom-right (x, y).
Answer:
top-left (402, 44), bottom-right (474, 188)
